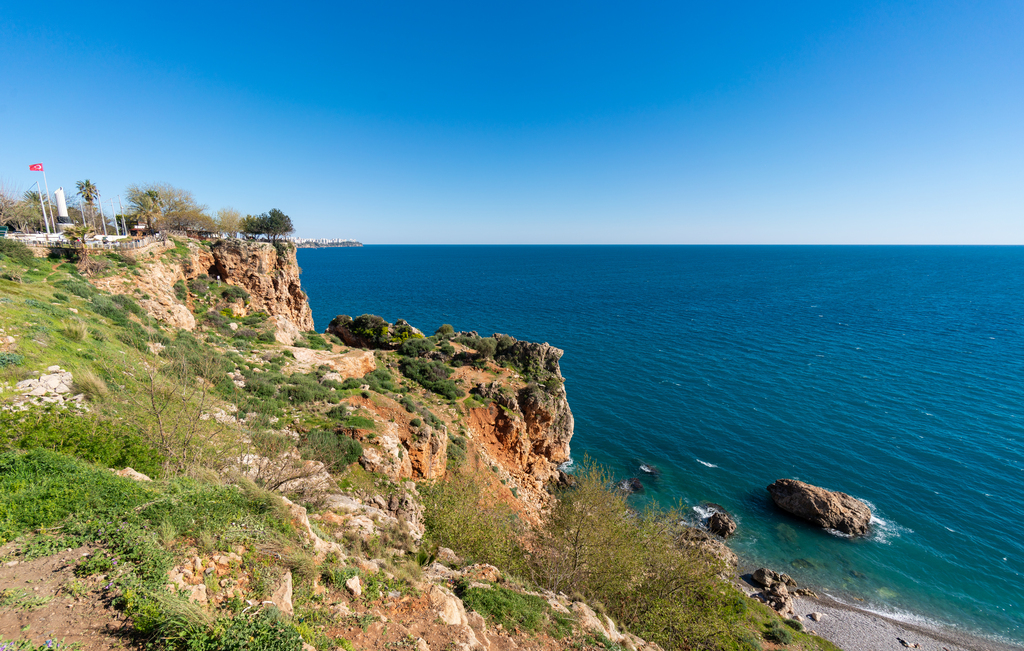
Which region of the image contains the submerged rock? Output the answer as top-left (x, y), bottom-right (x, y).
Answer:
top-left (766, 478), bottom-right (871, 536)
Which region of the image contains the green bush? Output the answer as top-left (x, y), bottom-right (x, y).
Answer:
top-left (398, 337), bottom-right (435, 358)
top-left (326, 405), bottom-right (350, 420)
top-left (0, 352), bottom-right (25, 368)
top-left (783, 618), bottom-right (804, 632)
top-left (458, 581), bottom-right (550, 632)
top-left (435, 324), bottom-right (455, 338)
top-left (362, 368), bottom-right (399, 393)
top-left (0, 239), bottom-right (34, 264)
top-left (173, 280), bottom-right (188, 301)
top-left (188, 278), bottom-right (209, 295)
top-left (764, 620), bottom-right (794, 645)
top-left (347, 314), bottom-right (388, 344)
top-left (399, 358), bottom-right (463, 399)
top-left (89, 294), bottom-right (129, 326)
top-left (297, 332), bottom-right (331, 351)
top-left (454, 335), bottom-right (498, 358)
top-left (531, 460), bottom-right (740, 650)
top-left (204, 311), bottom-right (228, 328)
top-left (446, 435), bottom-right (467, 469)
top-left (420, 472), bottom-right (526, 575)
top-left (0, 409), bottom-right (163, 478)
top-left (220, 285), bottom-right (250, 303)
top-left (54, 279), bottom-right (96, 299)
top-left (111, 293), bottom-right (146, 317)
top-left (300, 431), bottom-right (362, 469)
top-left (177, 608), bottom-right (302, 651)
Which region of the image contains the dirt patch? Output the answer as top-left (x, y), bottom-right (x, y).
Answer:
top-left (0, 545), bottom-right (129, 651)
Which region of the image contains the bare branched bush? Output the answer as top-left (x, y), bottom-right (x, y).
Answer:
top-left (112, 346), bottom-right (234, 477)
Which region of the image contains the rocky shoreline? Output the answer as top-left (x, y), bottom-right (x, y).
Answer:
top-left (733, 568), bottom-right (1021, 651)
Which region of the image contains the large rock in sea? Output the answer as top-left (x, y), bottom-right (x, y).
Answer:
top-left (766, 479), bottom-right (871, 536)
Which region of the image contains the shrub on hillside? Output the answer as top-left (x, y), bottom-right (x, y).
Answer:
top-left (188, 278), bottom-right (209, 295)
top-left (111, 293), bottom-right (146, 317)
top-left (220, 285), bottom-right (250, 303)
top-left (0, 352), bottom-right (25, 368)
top-left (399, 358), bottom-right (463, 399)
top-left (296, 331), bottom-right (331, 351)
top-left (362, 368), bottom-right (400, 394)
top-left (300, 430), bottom-right (362, 469)
top-left (453, 335), bottom-right (498, 358)
top-left (764, 620), bottom-right (794, 645)
top-left (398, 337), bottom-right (435, 358)
top-left (90, 295), bottom-right (130, 326)
top-left (420, 472), bottom-right (527, 575)
top-left (530, 460), bottom-right (739, 650)
top-left (54, 279), bottom-right (96, 299)
top-left (0, 239), bottom-right (34, 264)
top-left (446, 434), bottom-right (467, 469)
top-left (0, 412), bottom-right (163, 482)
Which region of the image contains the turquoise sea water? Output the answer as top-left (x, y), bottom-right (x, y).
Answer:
top-left (298, 245), bottom-right (1024, 645)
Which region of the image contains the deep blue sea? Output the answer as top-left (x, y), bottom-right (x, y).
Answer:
top-left (298, 245), bottom-right (1024, 645)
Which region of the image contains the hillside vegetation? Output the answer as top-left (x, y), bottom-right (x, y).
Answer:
top-left (0, 237), bottom-right (838, 651)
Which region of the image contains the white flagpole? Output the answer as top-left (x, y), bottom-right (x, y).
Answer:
top-left (40, 170), bottom-right (53, 242)
top-left (97, 192), bottom-right (108, 236)
top-left (117, 195), bottom-right (127, 236)
top-left (108, 198), bottom-right (118, 236)
top-left (33, 182), bottom-right (49, 239)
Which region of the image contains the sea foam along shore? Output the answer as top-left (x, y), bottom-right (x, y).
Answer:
top-left (735, 573), bottom-right (1021, 651)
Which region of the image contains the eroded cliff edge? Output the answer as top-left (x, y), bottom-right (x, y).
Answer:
top-left (94, 238), bottom-right (313, 343)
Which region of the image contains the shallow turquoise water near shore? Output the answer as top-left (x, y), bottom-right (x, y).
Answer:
top-left (299, 245), bottom-right (1024, 645)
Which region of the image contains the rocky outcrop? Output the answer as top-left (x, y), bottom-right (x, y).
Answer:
top-left (7, 366), bottom-right (88, 411)
top-left (767, 479), bottom-right (871, 536)
top-left (405, 423), bottom-right (449, 480)
top-left (91, 238), bottom-right (314, 340)
top-left (469, 340), bottom-right (572, 468)
top-left (707, 511), bottom-right (737, 538)
top-left (206, 240), bottom-right (314, 338)
top-left (676, 528), bottom-right (738, 569)
top-left (468, 379), bottom-right (573, 492)
top-left (751, 567), bottom-right (798, 616)
top-left (326, 314), bottom-right (423, 350)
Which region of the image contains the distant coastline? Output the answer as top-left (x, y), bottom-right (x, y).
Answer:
top-left (291, 239), bottom-right (363, 248)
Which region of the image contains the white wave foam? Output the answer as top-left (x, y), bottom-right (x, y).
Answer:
top-left (692, 505), bottom-right (718, 520)
top-left (557, 458), bottom-right (574, 472)
top-left (825, 528), bottom-right (853, 538)
top-left (696, 459), bottom-right (718, 468)
top-left (861, 499), bottom-right (913, 544)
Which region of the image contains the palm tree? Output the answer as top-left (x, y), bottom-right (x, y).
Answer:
top-left (62, 224), bottom-right (94, 251)
top-left (76, 180), bottom-right (98, 228)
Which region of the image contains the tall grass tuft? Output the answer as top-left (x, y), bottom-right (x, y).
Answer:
top-left (60, 318), bottom-right (88, 341)
top-left (73, 369), bottom-right (108, 399)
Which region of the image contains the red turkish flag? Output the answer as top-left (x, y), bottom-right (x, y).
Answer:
top-left (29, 163), bottom-right (43, 171)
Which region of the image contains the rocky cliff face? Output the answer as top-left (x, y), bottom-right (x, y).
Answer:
top-left (466, 340), bottom-right (574, 505)
top-left (94, 238), bottom-right (314, 343)
top-left (197, 240), bottom-right (314, 338)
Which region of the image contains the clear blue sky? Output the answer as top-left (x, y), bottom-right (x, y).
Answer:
top-left (2, 2), bottom-right (1021, 243)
